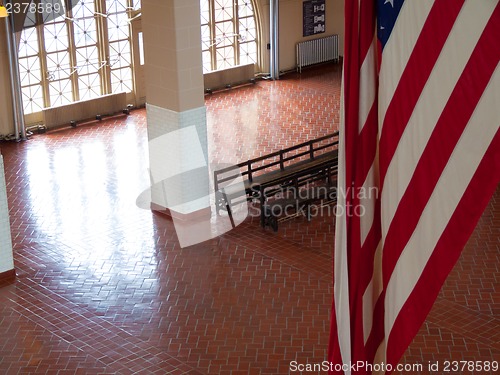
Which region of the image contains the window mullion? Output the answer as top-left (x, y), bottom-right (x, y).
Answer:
top-left (126, 0), bottom-right (136, 96)
top-left (209, 0), bottom-right (217, 71)
top-left (233, 0), bottom-right (239, 66)
top-left (65, 1), bottom-right (79, 102)
top-left (97, 0), bottom-right (111, 95)
top-left (36, 18), bottom-right (51, 108)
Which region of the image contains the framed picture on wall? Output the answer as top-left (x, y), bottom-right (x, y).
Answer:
top-left (303, 0), bottom-right (326, 37)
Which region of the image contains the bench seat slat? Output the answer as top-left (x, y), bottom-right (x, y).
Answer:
top-left (220, 150), bottom-right (337, 198)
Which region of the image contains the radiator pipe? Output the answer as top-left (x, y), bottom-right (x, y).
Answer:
top-left (270, 0), bottom-right (279, 80)
top-left (5, 11), bottom-right (27, 141)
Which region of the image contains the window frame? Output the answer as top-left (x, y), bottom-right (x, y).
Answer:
top-left (17, 0), bottom-right (137, 118)
top-left (201, 0), bottom-right (261, 73)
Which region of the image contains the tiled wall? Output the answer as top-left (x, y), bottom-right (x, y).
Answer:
top-left (0, 154), bottom-right (14, 273)
top-left (146, 104), bottom-right (210, 214)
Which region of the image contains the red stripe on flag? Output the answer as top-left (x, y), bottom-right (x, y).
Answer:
top-left (330, 0), bottom-right (379, 371)
top-left (355, 105), bottom-right (378, 187)
top-left (359, 0), bottom-right (376, 66)
top-left (382, 3), bottom-right (500, 287)
top-left (386, 130), bottom-right (500, 369)
top-left (329, 0), bottom-right (361, 368)
top-left (379, 0), bottom-right (464, 186)
top-left (367, 6), bottom-right (500, 367)
top-left (364, 293), bottom-right (385, 364)
top-left (349, 1), bottom-right (379, 371)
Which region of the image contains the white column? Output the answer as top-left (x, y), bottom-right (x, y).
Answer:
top-left (0, 154), bottom-right (14, 275)
top-left (142, 0), bottom-right (209, 216)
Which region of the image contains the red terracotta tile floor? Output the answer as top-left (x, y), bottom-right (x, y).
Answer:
top-left (0, 64), bottom-right (498, 374)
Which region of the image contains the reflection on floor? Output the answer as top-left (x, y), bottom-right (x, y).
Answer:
top-left (0, 64), bottom-right (498, 374)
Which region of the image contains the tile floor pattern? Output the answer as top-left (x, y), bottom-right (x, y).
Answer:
top-left (0, 64), bottom-right (498, 374)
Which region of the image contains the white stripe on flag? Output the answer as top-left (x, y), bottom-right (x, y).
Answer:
top-left (334, 70), bottom-right (352, 374)
top-left (359, 42), bottom-right (377, 133)
top-left (378, 0), bottom-right (434, 129)
top-left (360, 161), bottom-right (377, 246)
top-left (385, 64), bottom-right (500, 334)
top-left (381, 0), bottom-right (497, 238)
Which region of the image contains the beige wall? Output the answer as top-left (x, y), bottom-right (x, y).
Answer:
top-left (0, 19), bottom-right (14, 136)
top-left (256, 0), bottom-right (345, 73)
top-left (142, 0), bottom-right (204, 113)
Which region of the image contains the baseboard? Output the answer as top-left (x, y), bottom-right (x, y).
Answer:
top-left (0, 269), bottom-right (16, 284)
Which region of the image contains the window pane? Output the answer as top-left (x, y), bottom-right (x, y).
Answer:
top-left (216, 46), bottom-right (234, 70)
top-left (214, 0), bottom-right (233, 22)
top-left (200, 0), bottom-right (210, 24)
top-left (44, 22), bottom-right (68, 53)
top-left (19, 57), bottom-right (42, 86)
top-left (239, 17), bottom-right (256, 42)
top-left (24, 10), bottom-right (37, 27)
top-left (21, 85), bottom-right (44, 115)
top-left (79, 74), bottom-right (101, 101)
top-left (201, 25), bottom-right (211, 50)
top-left (19, 27), bottom-right (39, 58)
top-left (49, 79), bottom-right (73, 107)
top-left (46, 51), bottom-right (71, 81)
top-left (215, 20), bottom-right (234, 48)
top-left (138, 32), bottom-right (145, 65)
top-left (109, 41), bottom-right (131, 69)
top-left (203, 50), bottom-right (212, 73)
top-left (72, 0), bottom-right (96, 19)
top-left (132, 0), bottom-right (142, 11)
top-left (107, 12), bottom-right (130, 41)
top-left (73, 17), bottom-right (98, 47)
top-left (42, 0), bottom-right (66, 23)
top-left (239, 42), bottom-right (257, 65)
top-left (76, 46), bottom-right (101, 75)
top-left (111, 68), bottom-right (133, 93)
top-left (106, 0), bottom-right (128, 15)
top-left (238, 0), bottom-right (255, 18)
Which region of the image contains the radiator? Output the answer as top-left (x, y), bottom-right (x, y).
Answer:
top-left (42, 92), bottom-right (127, 129)
top-left (296, 35), bottom-right (339, 73)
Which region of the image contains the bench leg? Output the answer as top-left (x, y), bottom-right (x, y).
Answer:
top-left (260, 188), bottom-right (266, 228)
top-left (222, 193), bottom-right (236, 228)
top-left (226, 203), bottom-right (236, 228)
top-left (263, 205), bottom-right (278, 232)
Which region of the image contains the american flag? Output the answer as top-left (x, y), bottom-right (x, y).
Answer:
top-left (329, 0), bottom-right (500, 373)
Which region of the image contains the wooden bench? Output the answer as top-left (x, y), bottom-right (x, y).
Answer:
top-left (213, 131), bottom-right (339, 227)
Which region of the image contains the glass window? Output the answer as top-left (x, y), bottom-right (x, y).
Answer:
top-left (201, 0), bottom-right (259, 72)
top-left (138, 32), bottom-right (144, 66)
top-left (106, 0), bottom-right (134, 94)
top-left (18, 0), bottom-right (137, 114)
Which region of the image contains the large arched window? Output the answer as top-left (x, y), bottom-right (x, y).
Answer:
top-left (18, 0), bottom-right (141, 116)
top-left (200, 0), bottom-right (259, 73)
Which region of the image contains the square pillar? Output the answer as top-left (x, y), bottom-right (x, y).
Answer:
top-left (0, 154), bottom-right (14, 281)
top-left (141, 0), bottom-right (212, 247)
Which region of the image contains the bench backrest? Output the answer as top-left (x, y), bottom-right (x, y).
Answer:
top-left (214, 131), bottom-right (339, 191)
